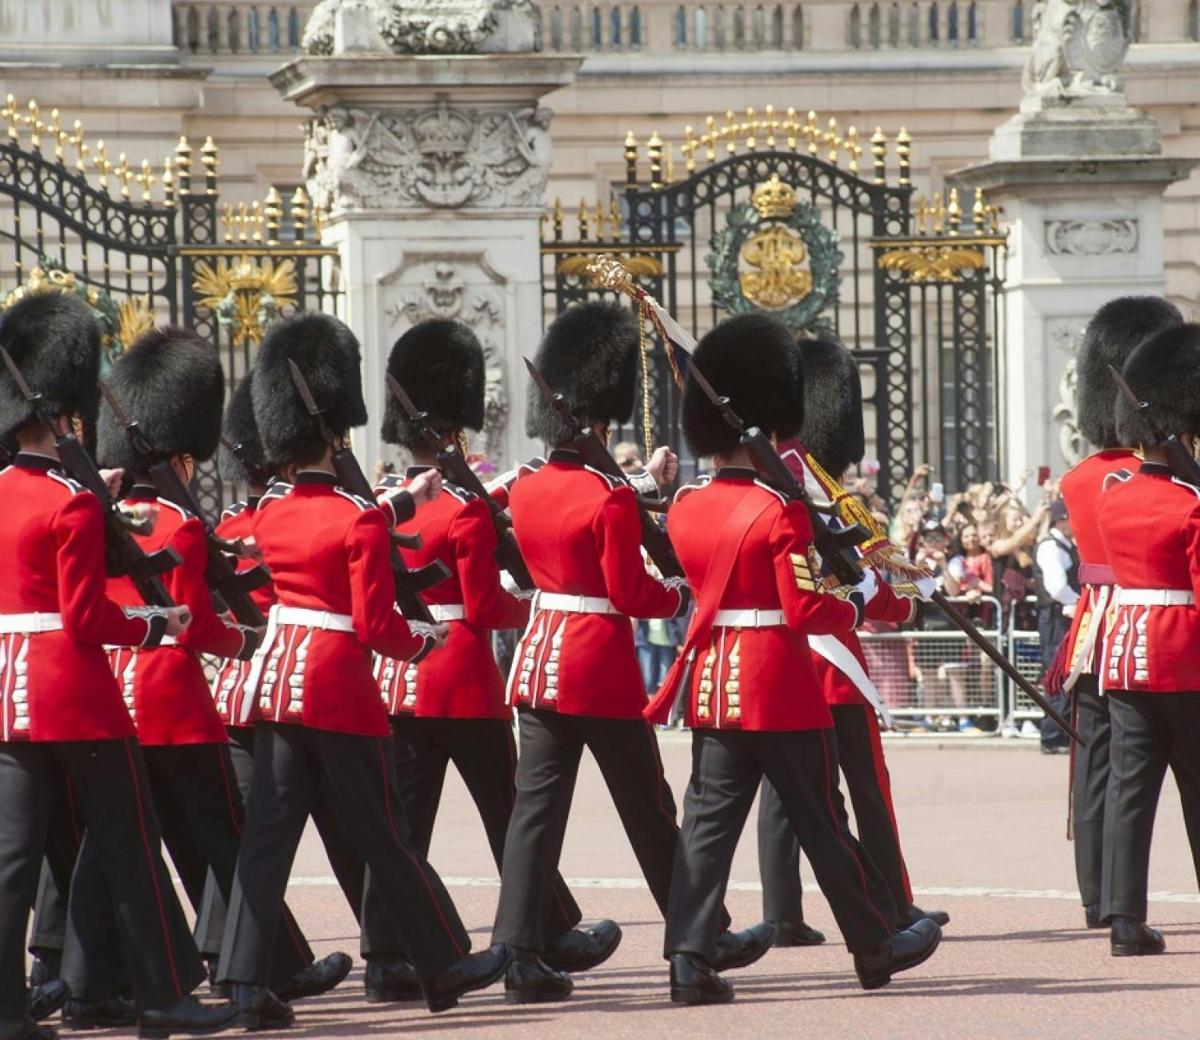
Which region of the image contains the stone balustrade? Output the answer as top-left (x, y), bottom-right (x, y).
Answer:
top-left (172, 1), bottom-right (314, 55)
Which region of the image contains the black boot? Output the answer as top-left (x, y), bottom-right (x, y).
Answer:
top-left (273, 951), bottom-right (353, 1001)
top-left (903, 904), bottom-right (950, 928)
top-left (853, 919), bottom-right (942, 991)
top-left (62, 996), bottom-right (139, 1030)
top-left (1110, 916), bottom-right (1165, 956)
top-left (27, 955), bottom-right (60, 990)
top-left (542, 920), bottom-right (622, 973)
top-left (669, 954), bottom-right (734, 1006)
top-left (710, 922), bottom-right (778, 972)
top-left (1084, 904), bottom-right (1102, 929)
top-left (138, 995), bottom-right (241, 1039)
top-left (0, 1017), bottom-right (57, 1040)
top-left (421, 944), bottom-right (512, 1014)
top-left (27, 981), bottom-right (68, 1023)
top-left (225, 986), bottom-right (293, 1033)
top-left (770, 921), bottom-right (826, 947)
top-left (504, 948), bottom-right (573, 1005)
top-left (364, 958), bottom-right (422, 1003)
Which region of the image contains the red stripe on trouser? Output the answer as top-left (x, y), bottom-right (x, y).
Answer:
top-left (860, 705), bottom-right (914, 905)
top-left (819, 728), bottom-right (892, 936)
top-left (375, 739), bottom-right (465, 960)
top-left (122, 739), bottom-right (183, 997)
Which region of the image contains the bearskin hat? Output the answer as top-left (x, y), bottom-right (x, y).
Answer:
top-left (682, 313), bottom-right (804, 459)
top-left (1077, 295), bottom-right (1182, 448)
top-left (251, 312), bottom-right (367, 469)
top-left (0, 293), bottom-right (101, 441)
top-left (218, 373), bottom-right (269, 485)
top-left (525, 301), bottom-right (639, 446)
top-left (1115, 323), bottom-right (1200, 447)
top-left (96, 327), bottom-right (224, 472)
top-left (381, 320), bottom-right (485, 450)
top-left (795, 336), bottom-right (865, 478)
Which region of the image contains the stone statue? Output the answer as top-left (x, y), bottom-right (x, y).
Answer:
top-left (1022, 0), bottom-right (1131, 100)
top-left (302, 0), bottom-right (539, 56)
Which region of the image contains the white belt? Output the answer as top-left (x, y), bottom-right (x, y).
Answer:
top-left (713, 608), bottom-right (785, 628)
top-left (0, 612), bottom-right (63, 634)
top-left (429, 604), bottom-right (466, 623)
top-left (535, 592), bottom-right (619, 616)
top-left (273, 606), bottom-right (356, 632)
top-left (1114, 589), bottom-right (1195, 607)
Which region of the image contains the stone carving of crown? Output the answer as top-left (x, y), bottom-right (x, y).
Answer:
top-left (751, 175), bottom-right (797, 220)
top-left (413, 102), bottom-right (474, 155)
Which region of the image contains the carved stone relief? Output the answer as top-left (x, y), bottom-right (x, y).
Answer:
top-left (302, 98), bottom-right (553, 212)
top-left (1022, 0), bottom-right (1131, 100)
top-left (1047, 316), bottom-right (1091, 466)
top-left (1045, 218), bottom-right (1138, 256)
top-left (381, 257), bottom-right (509, 460)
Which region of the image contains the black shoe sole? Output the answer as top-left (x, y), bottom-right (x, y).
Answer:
top-left (426, 955), bottom-right (512, 1015)
top-left (504, 984), bottom-right (575, 1005)
top-left (139, 1008), bottom-right (244, 1039)
top-left (773, 932), bottom-right (826, 948)
top-left (1111, 943), bottom-right (1166, 957)
top-left (857, 929), bottom-right (943, 992)
top-left (275, 955), bottom-right (354, 1002)
top-left (232, 1008), bottom-right (296, 1034)
top-left (64, 1013), bottom-right (139, 1031)
top-left (543, 931), bottom-right (624, 974)
top-left (364, 986), bottom-right (423, 1004)
top-left (670, 985), bottom-right (735, 1006)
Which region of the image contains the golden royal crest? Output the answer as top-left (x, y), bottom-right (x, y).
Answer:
top-left (739, 225), bottom-right (813, 311)
top-left (192, 256), bottom-right (298, 348)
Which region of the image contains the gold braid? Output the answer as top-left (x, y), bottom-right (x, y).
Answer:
top-left (637, 303), bottom-right (654, 460)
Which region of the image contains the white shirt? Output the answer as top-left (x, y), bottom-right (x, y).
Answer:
top-left (1036, 528), bottom-right (1080, 608)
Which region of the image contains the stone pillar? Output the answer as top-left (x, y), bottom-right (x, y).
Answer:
top-left (955, 1), bottom-right (1196, 485)
top-left (273, 1), bottom-right (580, 472)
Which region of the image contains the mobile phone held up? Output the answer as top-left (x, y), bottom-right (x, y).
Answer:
top-left (1036, 465), bottom-right (1051, 487)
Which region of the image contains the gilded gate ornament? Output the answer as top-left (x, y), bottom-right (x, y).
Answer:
top-left (192, 256), bottom-right (298, 348)
top-left (706, 174), bottom-right (842, 335)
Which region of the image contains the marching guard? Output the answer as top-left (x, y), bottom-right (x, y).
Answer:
top-left (645, 313), bottom-right (941, 1003)
top-left (492, 302), bottom-right (775, 1003)
top-left (358, 319), bottom-right (620, 1000)
top-left (1053, 296), bottom-right (1183, 930)
top-left (1094, 321), bottom-right (1200, 954)
top-left (216, 313), bottom-right (510, 1028)
top-left (756, 336), bottom-right (947, 945)
top-left (0, 294), bottom-right (236, 1039)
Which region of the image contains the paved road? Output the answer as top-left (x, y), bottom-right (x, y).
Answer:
top-left (54, 734), bottom-right (1200, 1039)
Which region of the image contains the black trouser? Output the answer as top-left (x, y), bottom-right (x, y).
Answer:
top-left (360, 715), bottom-right (582, 957)
top-left (757, 703), bottom-right (911, 923)
top-left (667, 727), bottom-right (897, 960)
top-left (67, 741), bottom-right (314, 997)
top-left (27, 799), bottom-right (81, 963)
top-left (218, 723), bottom-right (471, 985)
top-left (1100, 690), bottom-right (1200, 922)
top-left (0, 738), bottom-right (203, 1020)
top-left (1071, 677), bottom-right (1110, 909)
top-left (493, 707), bottom-right (693, 951)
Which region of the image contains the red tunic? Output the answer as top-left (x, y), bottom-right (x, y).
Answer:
top-left (506, 449), bottom-right (683, 719)
top-left (664, 470), bottom-right (858, 731)
top-left (1097, 462), bottom-right (1200, 693)
top-left (1059, 449), bottom-right (1137, 679)
top-left (246, 473), bottom-right (428, 736)
top-left (376, 473), bottom-right (528, 719)
top-left (108, 486), bottom-right (248, 746)
top-left (210, 498), bottom-right (276, 727)
top-left (0, 455), bottom-right (158, 742)
top-left (817, 579), bottom-right (917, 707)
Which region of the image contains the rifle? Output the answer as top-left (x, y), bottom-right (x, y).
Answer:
top-left (220, 435), bottom-right (274, 490)
top-left (1, 347), bottom-right (180, 609)
top-left (1109, 365), bottom-right (1200, 486)
top-left (386, 373), bottom-right (535, 591)
top-left (686, 353), bottom-right (1086, 746)
top-left (99, 381), bottom-right (269, 628)
top-left (523, 356), bottom-right (685, 580)
top-left (285, 360), bottom-right (448, 624)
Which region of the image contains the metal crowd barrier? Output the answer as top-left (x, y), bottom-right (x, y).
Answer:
top-left (858, 595), bottom-right (1005, 727)
top-left (1007, 597), bottom-right (1046, 723)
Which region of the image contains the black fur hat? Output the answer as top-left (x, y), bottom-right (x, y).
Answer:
top-left (796, 337), bottom-right (864, 478)
top-left (0, 293), bottom-right (101, 440)
top-left (218, 373), bottom-right (269, 484)
top-left (1115, 323), bottom-right (1200, 447)
top-left (1077, 296), bottom-right (1182, 448)
top-left (252, 312), bottom-right (367, 469)
top-left (682, 313), bottom-right (804, 459)
top-left (381, 319), bottom-right (485, 450)
top-left (96, 327), bottom-right (224, 472)
top-left (526, 301), bottom-right (639, 446)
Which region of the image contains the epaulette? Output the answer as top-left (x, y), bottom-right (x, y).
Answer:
top-left (583, 464), bottom-right (625, 492)
top-left (221, 500), bottom-right (249, 522)
top-left (155, 496), bottom-right (194, 522)
top-left (46, 470), bottom-right (85, 497)
top-left (258, 481), bottom-right (292, 510)
top-left (673, 474), bottom-right (712, 504)
top-left (333, 486), bottom-right (375, 512)
top-left (442, 480), bottom-right (476, 505)
top-left (514, 457), bottom-right (547, 480)
top-left (376, 472), bottom-right (405, 491)
top-left (752, 478), bottom-right (788, 505)
top-left (1102, 468), bottom-right (1133, 490)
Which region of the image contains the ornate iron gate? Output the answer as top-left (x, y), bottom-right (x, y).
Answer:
top-left (541, 108), bottom-right (1006, 505)
top-left (0, 95), bottom-right (342, 515)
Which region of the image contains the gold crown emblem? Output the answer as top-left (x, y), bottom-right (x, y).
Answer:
top-left (751, 174), bottom-right (797, 220)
